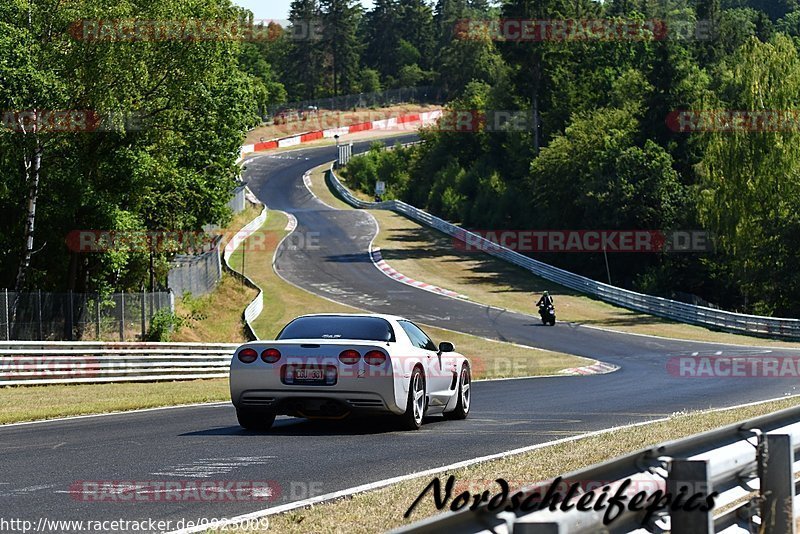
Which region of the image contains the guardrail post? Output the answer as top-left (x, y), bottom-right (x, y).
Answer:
top-left (95, 293), bottom-right (101, 340)
top-left (668, 459), bottom-right (713, 533)
top-left (759, 433), bottom-right (796, 534)
top-left (141, 290), bottom-right (146, 340)
top-left (3, 289), bottom-right (8, 340)
top-left (67, 290), bottom-right (74, 341)
top-left (119, 292), bottom-right (125, 341)
top-left (37, 289), bottom-right (43, 340)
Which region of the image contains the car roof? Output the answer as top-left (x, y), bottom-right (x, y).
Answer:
top-left (293, 313), bottom-right (407, 322)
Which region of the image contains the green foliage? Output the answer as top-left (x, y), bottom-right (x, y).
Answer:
top-left (0, 0), bottom-right (260, 293)
top-left (340, 0), bottom-right (800, 316)
top-left (146, 310), bottom-right (184, 342)
top-left (359, 69), bottom-right (382, 93)
top-left (698, 35), bottom-right (800, 313)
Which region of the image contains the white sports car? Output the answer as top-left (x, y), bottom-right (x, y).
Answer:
top-left (229, 313), bottom-right (472, 431)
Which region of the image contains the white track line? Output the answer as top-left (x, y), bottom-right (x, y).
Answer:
top-left (167, 392), bottom-right (800, 534)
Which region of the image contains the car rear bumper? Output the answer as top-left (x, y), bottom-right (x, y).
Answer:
top-left (235, 389), bottom-right (402, 417)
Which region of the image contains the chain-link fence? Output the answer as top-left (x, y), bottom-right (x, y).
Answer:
top-left (167, 241), bottom-right (222, 299)
top-left (267, 86), bottom-right (447, 118)
top-left (0, 290), bottom-right (173, 341)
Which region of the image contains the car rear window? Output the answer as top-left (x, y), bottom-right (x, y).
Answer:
top-left (277, 316), bottom-right (395, 342)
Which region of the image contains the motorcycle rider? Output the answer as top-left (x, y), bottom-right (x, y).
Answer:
top-left (537, 291), bottom-right (554, 310)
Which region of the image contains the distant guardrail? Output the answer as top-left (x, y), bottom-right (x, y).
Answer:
top-left (0, 341), bottom-right (235, 386)
top-left (221, 197), bottom-right (268, 341)
top-left (328, 166), bottom-right (800, 340)
top-left (396, 402), bottom-right (800, 533)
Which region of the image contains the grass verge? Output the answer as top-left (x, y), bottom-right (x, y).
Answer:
top-left (220, 395), bottom-right (800, 533)
top-left (318, 165), bottom-right (800, 348)
top-left (0, 379), bottom-right (229, 425)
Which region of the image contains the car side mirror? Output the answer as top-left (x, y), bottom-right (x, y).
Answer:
top-left (438, 342), bottom-right (455, 353)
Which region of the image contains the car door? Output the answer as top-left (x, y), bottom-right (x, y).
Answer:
top-left (399, 321), bottom-right (451, 407)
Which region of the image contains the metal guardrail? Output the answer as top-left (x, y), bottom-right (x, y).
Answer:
top-left (396, 403), bottom-right (800, 533)
top-left (0, 341), bottom-right (235, 386)
top-left (221, 198), bottom-right (269, 341)
top-left (327, 166), bottom-right (800, 340)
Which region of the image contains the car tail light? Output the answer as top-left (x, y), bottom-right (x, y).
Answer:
top-left (338, 349), bottom-right (361, 365)
top-left (364, 350), bottom-right (386, 366)
top-left (261, 348), bottom-right (281, 364)
top-left (237, 348), bottom-right (258, 364)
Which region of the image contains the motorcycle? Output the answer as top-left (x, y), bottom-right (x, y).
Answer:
top-left (539, 304), bottom-right (556, 326)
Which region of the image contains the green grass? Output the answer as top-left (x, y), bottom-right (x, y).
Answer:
top-left (216, 394), bottom-right (800, 533)
top-left (0, 379), bottom-right (229, 425)
top-left (318, 166), bottom-right (800, 349)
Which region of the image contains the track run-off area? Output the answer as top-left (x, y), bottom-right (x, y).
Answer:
top-left (3, 135), bottom-right (799, 532)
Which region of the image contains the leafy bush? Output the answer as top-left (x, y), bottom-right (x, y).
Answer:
top-left (146, 311), bottom-right (184, 342)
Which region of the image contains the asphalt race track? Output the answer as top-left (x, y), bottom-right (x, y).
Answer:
top-left (4, 135), bottom-right (799, 532)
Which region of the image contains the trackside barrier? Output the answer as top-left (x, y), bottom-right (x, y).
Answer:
top-left (327, 166), bottom-right (800, 340)
top-left (222, 197), bottom-right (268, 341)
top-left (0, 341), bottom-right (236, 386)
top-left (239, 110), bottom-right (444, 160)
top-left (395, 403), bottom-right (800, 533)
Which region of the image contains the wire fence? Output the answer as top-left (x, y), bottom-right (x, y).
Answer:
top-left (267, 86), bottom-right (447, 118)
top-left (167, 240), bottom-right (223, 299)
top-left (0, 290), bottom-right (173, 342)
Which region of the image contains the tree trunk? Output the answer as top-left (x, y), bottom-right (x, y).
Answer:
top-left (14, 136), bottom-right (42, 294)
top-left (532, 59), bottom-right (541, 155)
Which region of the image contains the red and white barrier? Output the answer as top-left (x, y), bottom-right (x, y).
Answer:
top-left (239, 109), bottom-right (443, 161)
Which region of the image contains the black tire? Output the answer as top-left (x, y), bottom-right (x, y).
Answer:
top-left (236, 408), bottom-right (276, 431)
top-left (444, 364), bottom-right (471, 420)
top-left (397, 367), bottom-right (426, 430)
top-left (549, 319), bottom-right (556, 326)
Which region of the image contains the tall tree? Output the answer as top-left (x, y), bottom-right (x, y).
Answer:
top-left (699, 35), bottom-right (800, 313)
top-left (398, 0), bottom-right (437, 70)
top-left (284, 0), bottom-right (323, 100)
top-left (320, 0), bottom-right (363, 97)
top-left (0, 0), bottom-right (260, 296)
top-left (500, 0), bottom-right (571, 154)
top-left (362, 0), bottom-right (403, 79)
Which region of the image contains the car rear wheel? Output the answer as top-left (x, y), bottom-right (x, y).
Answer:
top-left (236, 408), bottom-right (276, 431)
top-left (397, 367), bottom-right (426, 430)
top-left (444, 364), bottom-right (471, 420)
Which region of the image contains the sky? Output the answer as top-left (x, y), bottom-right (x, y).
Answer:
top-left (235, 0), bottom-right (376, 21)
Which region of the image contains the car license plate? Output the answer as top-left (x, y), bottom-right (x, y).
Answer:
top-left (295, 368), bottom-right (323, 381)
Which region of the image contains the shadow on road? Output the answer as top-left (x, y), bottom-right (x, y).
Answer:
top-left (180, 416), bottom-right (451, 437)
